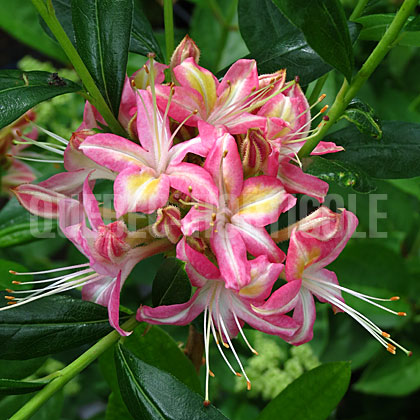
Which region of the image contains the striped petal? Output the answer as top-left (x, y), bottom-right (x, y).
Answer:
top-left (114, 167), bottom-right (170, 217)
top-left (80, 133), bottom-right (150, 172)
top-left (234, 175), bottom-right (296, 227)
top-left (211, 222), bottom-right (250, 290)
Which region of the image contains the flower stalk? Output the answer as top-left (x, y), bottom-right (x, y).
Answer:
top-left (163, 0), bottom-right (175, 64)
top-left (298, 0), bottom-right (418, 158)
top-left (10, 315), bottom-right (139, 420)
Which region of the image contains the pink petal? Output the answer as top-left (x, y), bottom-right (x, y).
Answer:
top-left (167, 162), bottom-right (218, 206)
top-left (80, 133), bottom-right (150, 173)
top-left (118, 76), bottom-right (137, 129)
top-left (131, 59), bottom-right (168, 89)
top-left (232, 218), bottom-right (285, 263)
top-left (108, 272), bottom-right (131, 336)
top-left (137, 286), bottom-right (210, 325)
top-left (211, 223), bottom-right (250, 290)
top-left (13, 183), bottom-right (66, 219)
top-left (181, 206), bottom-right (213, 236)
top-left (278, 159), bottom-right (329, 203)
top-left (312, 141), bottom-right (345, 155)
top-left (204, 132), bottom-right (243, 205)
top-left (155, 85), bottom-right (206, 126)
top-left (2, 160), bottom-right (35, 192)
top-left (82, 176), bottom-right (103, 231)
top-left (287, 289), bottom-right (316, 345)
top-left (238, 255), bottom-right (284, 300)
top-left (114, 167), bottom-right (170, 217)
top-left (78, 102), bottom-right (106, 130)
top-left (135, 89), bottom-right (172, 157)
top-left (173, 57), bottom-right (218, 116)
top-left (168, 136), bottom-right (208, 166)
top-left (234, 175), bottom-right (296, 227)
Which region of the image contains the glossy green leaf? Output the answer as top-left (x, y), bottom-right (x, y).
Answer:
top-left (356, 14), bottom-right (420, 47)
top-left (272, 0), bottom-right (353, 80)
top-left (130, 1), bottom-right (163, 61)
top-left (354, 345), bottom-right (420, 396)
top-left (72, 0), bottom-right (133, 116)
top-left (0, 70), bottom-right (80, 129)
top-left (115, 344), bottom-right (228, 420)
top-left (326, 122), bottom-right (420, 179)
top-left (303, 156), bottom-right (377, 193)
top-left (99, 323), bottom-right (201, 395)
top-left (0, 379), bottom-right (50, 395)
top-left (342, 98), bottom-right (382, 139)
top-left (0, 358), bottom-right (47, 381)
top-left (0, 0), bottom-right (68, 63)
top-left (238, 0), bottom-right (359, 85)
top-left (258, 362), bottom-right (351, 420)
top-left (105, 391), bottom-right (133, 420)
top-left (0, 199), bottom-right (57, 248)
top-left (152, 257), bottom-right (191, 307)
top-left (0, 293), bottom-right (127, 359)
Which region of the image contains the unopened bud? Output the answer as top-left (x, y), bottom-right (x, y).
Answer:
top-left (170, 35), bottom-right (200, 71)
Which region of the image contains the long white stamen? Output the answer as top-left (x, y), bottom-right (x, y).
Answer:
top-left (218, 313), bottom-right (251, 390)
top-left (10, 263), bottom-right (90, 276)
top-left (14, 136), bottom-right (66, 155)
top-left (203, 307), bottom-right (212, 404)
top-left (307, 276), bottom-right (405, 316)
top-left (11, 155), bottom-right (63, 164)
top-left (209, 315), bottom-right (238, 376)
top-left (232, 310), bottom-right (258, 355)
top-left (30, 123), bottom-right (69, 145)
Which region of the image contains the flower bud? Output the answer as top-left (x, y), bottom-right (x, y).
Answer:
top-left (152, 205), bottom-right (182, 244)
top-left (238, 129), bottom-right (271, 177)
top-left (95, 221), bottom-right (130, 263)
top-left (170, 35), bottom-right (200, 71)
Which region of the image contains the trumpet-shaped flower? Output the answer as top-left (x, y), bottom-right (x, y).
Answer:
top-left (4, 177), bottom-right (172, 335)
top-left (137, 238), bottom-right (298, 403)
top-left (80, 89), bottom-right (217, 217)
top-left (254, 207), bottom-right (411, 355)
top-left (182, 131), bottom-right (295, 290)
top-left (156, 58), bottom-right (273, 134)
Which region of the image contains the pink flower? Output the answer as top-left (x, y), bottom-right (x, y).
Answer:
top-left (137, 238), bottom-right (298, 402)
top-left (4, 176), bottom-right (172, 336)
top-left (182, 129), bottom-right (295, 290)
top-left (255, 207), bottom-right (410, 355)
top-left (156, 58), bottom-right (270, 134)
top-left (80, 89), bottom-right (217, 217)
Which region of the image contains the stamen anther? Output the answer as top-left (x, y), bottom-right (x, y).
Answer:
top-left (209, 370), bottom-right (215, 377)
top-left (12, 281), bottom-right (21, 285)
top-left (390, 296), bottom-right (400, 301)
top-left (398, 312), bottom-right (407, 316)
top-left (247, 381), bottom-right (251, 391)
top-left (9, 270), bottom-right (17, 275)
top-left (5, 296), bottom-right (15, 300)
top-left (319, 93), bottom-right (326, 101)
top-left (203, 400), bottom-right (211, 407)
top-left (382, 331), bottom-right (391, 338)
top-left (320, 105), bottom-right (329, 113)
top-left (7, 301), bottom-right (17, 305)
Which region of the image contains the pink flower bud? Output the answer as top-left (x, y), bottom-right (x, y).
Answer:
top-left (170, 35), bottom-right (200, 71)
top-left (152, 205), bottom-right (182, 244)
top-left (238, 129), bottom-right (271, 177)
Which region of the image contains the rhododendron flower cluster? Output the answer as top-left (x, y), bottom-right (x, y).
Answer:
top-left (6, 36), bottom-right (410, 403)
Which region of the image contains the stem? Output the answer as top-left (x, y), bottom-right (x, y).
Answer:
top-left (308, 73), bottom-right (329, 105)
top-left (349, 0), bottom-right (370, 21)
top-left (184, 324), bottom-right (204, 373)
top-left (164, 0), bottom-right (175, 64)
top-left (10, 316), bottom-right (139, 420)
top-left (31, 0), bottom-right (126, 137)
top-left (298, 0), bottom-right (418, 159)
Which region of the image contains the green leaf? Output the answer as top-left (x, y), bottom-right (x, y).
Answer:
top-left (257, 362), bottom-right (351, 420)
top-left (0, 378), bottom-right (50, 395)
top-left (238, 0), bottom-right (359, 85)
top-left (130, 1), bottom-right (163, 61)
top-left (106, 391), bottom-right (133, 420)
top-left (272, 0), bottom-right (354, 80)
top-left (0, 70), bottom-right (80, 129)
top-left (0, 293), bottom-right (127, 359)
top-left (72, 0), bottom-right (133, 116)
top-left (0, 259), bottom-right (33, 291)
top-left (356, 14), bottom-right (420, 47)
top-left (0, 199), bottom-right (57, 248)
top-left (342, 98), bottom-right (382, 139)
top-left (303, 156), bottom-right (377, 193)
top-left (0, 0), bottom-right (68, 63)
top-left (353, 345), bottom-right (420, 396)
top-left (326, 121), bottom-right (420, 179)
top-left (115, 344), bottom-right (228, 420)
top-left (99, 323), bottom-right (201, 396)
top-left (152, 258), bottom-right (191, 307)
top-left (0, 358), bottom-right (47, 381)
